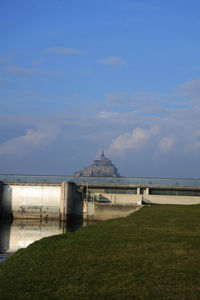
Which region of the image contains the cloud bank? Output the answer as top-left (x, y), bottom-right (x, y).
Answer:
top-left (97, 56), bottom-right (126, 66)
top-left (108, 127), bottom-right (159, 155)
top-left (46, 47), bottom-right (83, 55)
top-left (0, 78), bottom-right (200, 177)
top-left (4, 67), bottom-right (44, 76)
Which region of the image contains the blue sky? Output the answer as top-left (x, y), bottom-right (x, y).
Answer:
top-left (1, 0), bottom-right (200, 177)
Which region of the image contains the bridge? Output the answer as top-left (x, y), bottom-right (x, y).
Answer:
top-left (0, 174), bottom-right (200, 221)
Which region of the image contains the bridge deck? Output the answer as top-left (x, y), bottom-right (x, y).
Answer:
top-left (0, 174), bottom-right (200, 189)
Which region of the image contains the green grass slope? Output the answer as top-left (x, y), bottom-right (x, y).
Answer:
top-left (1, 205), bottom-right (200, 299)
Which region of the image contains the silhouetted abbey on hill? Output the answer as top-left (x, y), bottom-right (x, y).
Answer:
top-left (74, 150), bottom-right (120, 177)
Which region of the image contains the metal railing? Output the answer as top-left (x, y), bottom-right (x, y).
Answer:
top-left (0, 174), bottom-right (200, 188)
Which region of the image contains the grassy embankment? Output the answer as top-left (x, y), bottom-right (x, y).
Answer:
top-left (1, 205), bottom-right (200, 299)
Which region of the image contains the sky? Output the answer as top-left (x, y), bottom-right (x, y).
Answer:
top-left (1, 0), bottom-right (200, 178)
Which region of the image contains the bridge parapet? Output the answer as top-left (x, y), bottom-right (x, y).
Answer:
top-left (1, 174), bottom-right (200, 188)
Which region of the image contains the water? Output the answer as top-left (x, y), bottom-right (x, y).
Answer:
top-left (0, 218), bottom-right (84, 263)
top-left (0, 254), bottom-right (10, 263)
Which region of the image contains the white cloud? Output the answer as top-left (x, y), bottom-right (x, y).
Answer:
top-left (31, 58), bottom-right (44, 65)
top-left (106, 93), bottom-right (130, 104)
top-left (3, 66), bottom-right (64, 77)
top-left (104, 91), bottom-right (173, 113)
top-left (78, 70), bottom-right (93, 75)
top-left (0, 51), bottom-right (17, 65)
top-left (97, 111), bottom-right (119, 119)
top-left (179, 78), bottom-right (200, 104)
top-left (4, 67), bottom-right (44, 76)
top-left (158, 136), bottom-right (175, 152)
top-left (186, 141), bottom-right (200, 152)
top-left (180, 78), bottom-right (200, 96)
top-left (0, 126), bottom-right (59, 156)
top-left (108, 127), bottom-right (159, 156)
top-left (96, 56), bottom-right (126, 66)
top-left (46, 47), bottom-right (83, 55)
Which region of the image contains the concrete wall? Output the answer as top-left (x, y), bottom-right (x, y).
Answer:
top-left (84, 202), bottom-right (141, 221)
top-left (143, 195), bottom-right (200, 205)
top-left (91, 193), bottom-right (142, 205)
top-left (0, 182), bottom-right (83, 221)
top-left (2, 184), bottom-right (61, 219)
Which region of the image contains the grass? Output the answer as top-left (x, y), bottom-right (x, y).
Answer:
top-left (1, 205), bottom-right (200, 299)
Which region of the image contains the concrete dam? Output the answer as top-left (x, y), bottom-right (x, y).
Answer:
top-left (1, 175), bottom-right (200, 221)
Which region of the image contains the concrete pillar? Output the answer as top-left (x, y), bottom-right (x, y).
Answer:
top-left (60, 182), bottom-right (68, 221)
top-left (0, 183), bottom-right (13, 219)
top-left (0, 181), bottom-right (4, 218)
top-left (137, 187), bottom-right (140, 195)
top-left (146, 187), bottom-right (149, 195)
top-left (60, 182), bottom-right (83, 221)
top-left (60, 181), bottom-right (76, 221)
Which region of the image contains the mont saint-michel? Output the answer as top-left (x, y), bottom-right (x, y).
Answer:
top-left (74, 150), bottom-right (120, 177)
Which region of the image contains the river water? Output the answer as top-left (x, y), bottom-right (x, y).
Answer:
top-left (0, 218), bottom-right (85, 263)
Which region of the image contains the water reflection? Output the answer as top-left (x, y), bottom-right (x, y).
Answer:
top-left (0, 218), bottom-right (83, 256)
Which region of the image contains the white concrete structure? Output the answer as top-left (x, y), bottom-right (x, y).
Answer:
top-left (84, 202), bottom-right (141, 221)
top-left (143, 195), bottom-right (200, 205)
top-left (2, 184), bottom-right (61, 219)
top-left (91, 193), bottom-right (142, 205)
top-left (1, 174), bottom-right (200, 221)
top-left (1, 182), bottom-right (82, 220)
